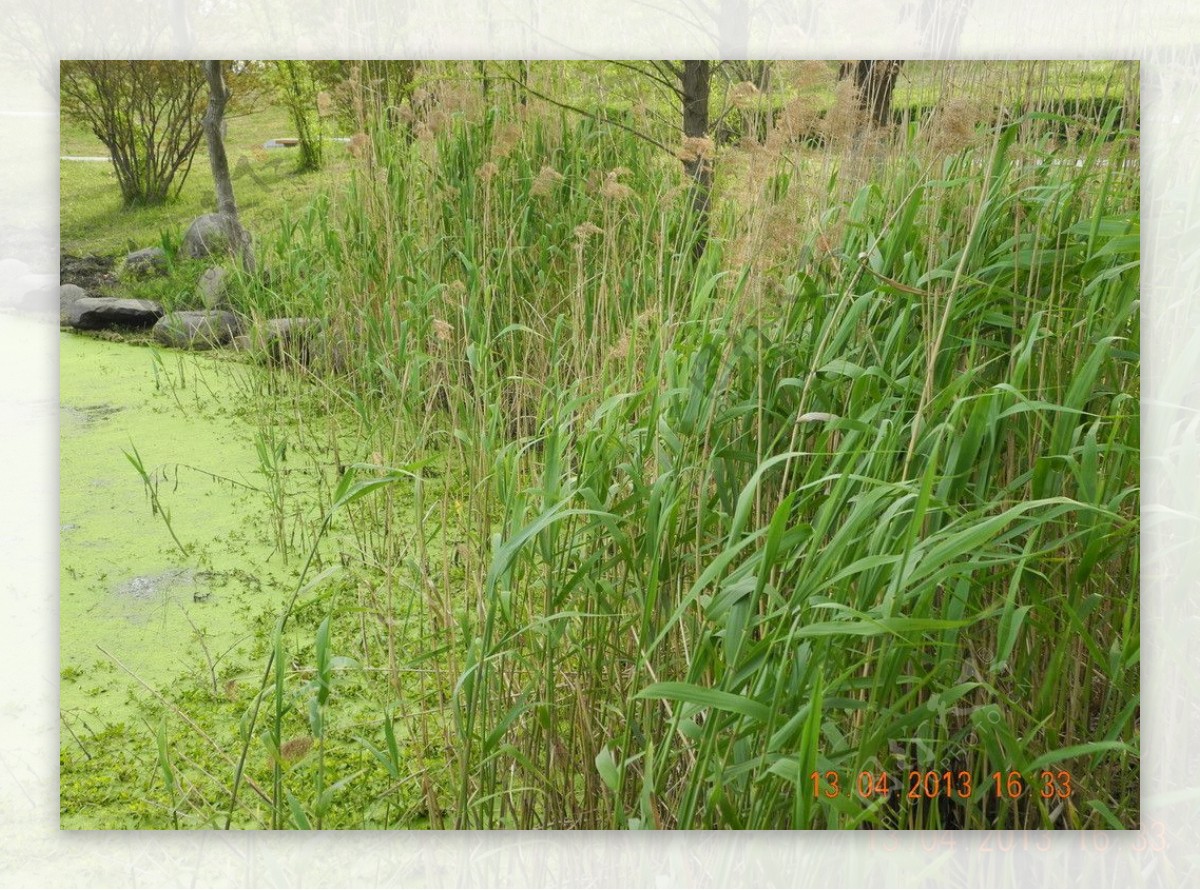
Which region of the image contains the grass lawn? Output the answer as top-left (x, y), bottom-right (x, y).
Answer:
top-left (60, 102), bottom-right (355, 258)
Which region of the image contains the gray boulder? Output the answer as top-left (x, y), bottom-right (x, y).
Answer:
top-left (197, 266), bottom-right (230, 310)
top-left (181, 213), bottom-right (247, 261)
top-left (123, 247), bottom-right (168, 278)
top-left (237, 317), bottom-right (324, 366)
top-left (60, 284), bottom-right (87, 323)
top-left (16, 285), bottom-right (56, 314)
top-left (260, 317), bottom-right (321, 359)
top-left (153, 310), bottom-right (241, 350)
top-left (67, 296), bottom-right (163, 330)
top-left (310, 328), bottom-right (349, 374)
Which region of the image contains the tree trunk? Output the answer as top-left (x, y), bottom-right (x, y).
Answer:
top-left (203, 61), bottom-right (238, 218)
top-left (850, 60), bottom-right (905, 127)
top-left (202, 61), bottom-right (253, 272)
top-left (681, 60), bottom-right (712, 258)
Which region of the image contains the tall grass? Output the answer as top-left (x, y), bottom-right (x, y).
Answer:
top-left (160, 60), bottom-right (1140, 830)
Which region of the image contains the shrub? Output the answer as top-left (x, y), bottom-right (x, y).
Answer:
top-left (60, 60), bottom-right (208, 207)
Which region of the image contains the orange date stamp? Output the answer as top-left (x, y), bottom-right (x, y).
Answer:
top-left (808, 769), bottom-right (1073, 801)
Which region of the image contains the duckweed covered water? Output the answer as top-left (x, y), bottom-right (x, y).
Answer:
top-left (60, 332), bottom-right (303, 728)
top-left (60, 329), bottom-right (454, 828)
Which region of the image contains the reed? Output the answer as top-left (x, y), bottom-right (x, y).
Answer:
top-left (136, 60), bottom-right (1139, 829)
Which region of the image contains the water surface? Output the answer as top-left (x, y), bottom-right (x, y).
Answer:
top-left (60, 332), bottom-right (294, 726)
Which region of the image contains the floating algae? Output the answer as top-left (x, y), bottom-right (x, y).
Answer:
top-left (108, 567), bottom-right (259, 620)
top-left (59, 332), bottom-right (309, 726)
top-left (59, 402), bottom-right (124, 428)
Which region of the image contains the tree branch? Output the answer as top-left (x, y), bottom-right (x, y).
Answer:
top-left (497, 72), bottom-right (673, 155)
top-left (605, 60), bottom-right (683, 100)
top-left (657, 60), bottom-right (684, 80)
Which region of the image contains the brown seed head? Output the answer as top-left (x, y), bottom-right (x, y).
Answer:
top-left (531, 165), bottom-right (565, 197)
top-left (280, 736), bottom-right (314, 764)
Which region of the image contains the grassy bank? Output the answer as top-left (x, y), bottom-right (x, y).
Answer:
top-left (60, 60), bottom-right (1139, 829)
top-left (60, 102), bottom-right (356, 257)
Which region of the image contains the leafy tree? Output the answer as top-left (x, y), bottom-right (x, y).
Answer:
top-left (347, 60), bottom-right (419, 131)
top-left (268, 60), bottom-right (325, 172)
top-left (720, 60), bottom-right (773, 143)
top-left (60, 60), bottom-right (208, 207)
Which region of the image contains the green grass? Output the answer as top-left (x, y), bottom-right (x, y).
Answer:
top-left (60, 102), bottom-right (355, 257)
top-left (59, 61), bottom-right (1137, 261)
top-left (893, 60), bottom-right (1139, 107)
top-left (60, 60), bottom-right (1139, 830)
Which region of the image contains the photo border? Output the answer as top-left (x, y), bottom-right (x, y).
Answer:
top-left (3, 0), bottom-right (1190, 884)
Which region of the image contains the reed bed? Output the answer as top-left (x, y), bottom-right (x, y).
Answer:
top-left (132, 60), bottom-right (1139, 830)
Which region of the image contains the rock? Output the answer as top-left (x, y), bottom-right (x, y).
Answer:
top-left (152, 310), bottom-right (241, 350)
top-left (263, 316), bottom-right (320, 353)
top-left (60, 284), bottom-right (87, 323)
top-left (197, 266), bottom-right (230, 309)
top-left (265, 317), bottom-right (320, 337)
top-left (15, 284), bottom-right (56, 315)
top-left (60, 253), bottom-right (119, 292)
top-left (67, 296), bottom-right (163, 330)
top-left (181, 213), bottom-right (248, 261)
top-left (0, 258), bottom-right (29, 281)
top-left (240, 317), bottom-right (324, 365)
top-left (310, 328), bottom-right (349, 374)
top-left (123, 247), bottom-right (168, 278)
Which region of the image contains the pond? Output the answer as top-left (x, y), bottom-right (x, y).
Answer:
top-left (59, 331), bottom-right (303, 729)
